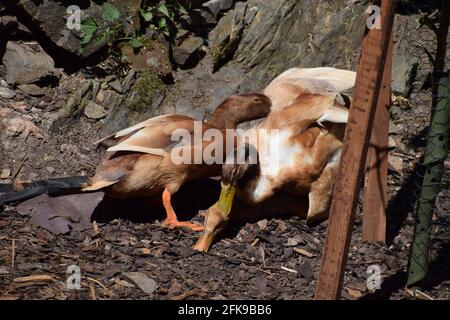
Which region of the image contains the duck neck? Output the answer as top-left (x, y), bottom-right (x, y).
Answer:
top-left (207, 102), bottom-right (242, 129)
top-left (207, 95), bottom-right (270, 129)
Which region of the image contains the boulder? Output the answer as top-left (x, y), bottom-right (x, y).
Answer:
top-left (102, 71), bottom-right (166, 135)
top-left (84, 101), bottom-right (108, 120)
top-left (0, 86), bottom-right (16, 99)
top-left (233, 0), bottom-right (367, 91)
top-left (15, 0), bottom-right (142, 59)
top-left (202, 0), bottom-right (235, 18)
top-left (2, 41), bottom-right (60, 85)
top-left (172, 36), bottom-right (204, 67)
top-left (209, 2), bottom-right (247, 70)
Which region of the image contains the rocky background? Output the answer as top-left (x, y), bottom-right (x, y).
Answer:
top-left (0, 0), bottom-right (449, 300)
top-left (0, 0), bottom-right (373, 182)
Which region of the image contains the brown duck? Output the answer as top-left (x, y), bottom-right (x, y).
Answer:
top-left (194, 68), bottom-right (356, 251)
top-left (82, 93), bottom-right (272, 231)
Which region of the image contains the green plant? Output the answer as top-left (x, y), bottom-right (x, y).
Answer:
top-left (79, 1), bottom-right (188, 53)
top-left (80, 2), bottom-right (143, 53)
top-left (140, 0), bottom-right (188, 37)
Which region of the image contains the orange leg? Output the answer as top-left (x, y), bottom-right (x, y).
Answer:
top-left (161, 189), bottom-right (203, 232)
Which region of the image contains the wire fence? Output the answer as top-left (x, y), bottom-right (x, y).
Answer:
top-left (387, 1), bottom-right (449, 287)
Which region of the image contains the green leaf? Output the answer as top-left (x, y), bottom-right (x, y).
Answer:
top-left (130, 36), bottom-right (143, 49)
top-left (102, 3), bottom-right (120, 23)
top-left (80, 17), bottom-right (98, 44)
top-left (140, 8), bottom-right (153, 22)
top-left (157, 3), bottom-right (172, 19)
top-left (176, 1), bottom-right (188, 15)
top-left (158, 16), bottom-right (167, 29)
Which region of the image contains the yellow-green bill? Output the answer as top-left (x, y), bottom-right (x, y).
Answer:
top-left (217, 183), bottom-right (236, 215)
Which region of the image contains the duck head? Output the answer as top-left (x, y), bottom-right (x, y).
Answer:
top-left (207, 93), bottom-right (272, 129)
top-left (193, 144), bottom-right (259, 252)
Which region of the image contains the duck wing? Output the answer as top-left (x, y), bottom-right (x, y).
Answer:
top-left (264, 67), bottom-right (356, 111)
top-left (263, 93), bottom-right (349, 130)
top-left (106, 114), bottom-right (206, 156)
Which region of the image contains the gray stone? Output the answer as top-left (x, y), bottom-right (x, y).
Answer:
top-left (122, 69), bottom-right (137, 93)
top-left (245, 6), bottom-right (258, 25)
top-left (0, 87), bottom-right (16, 99)
top-left (84, 101), bottom-right (108, 120)
top-left (234, 0), bottom-right (366, 91)
top-left (102, 71), bottom-right (166, 135)
top-left (108, 79), bottom-right (123, 94)
top-left (2, 41), bottom-right (59, 85)
top-left (16, 0), bottom-right (142, 58)
top-left (190, 9), bottom-right (217, 26)
top-left (297, 261), bottom-right (314, 280)
top-left (172, 36), bottom-right (204, 66)
top-left (122, 272), bottom-right (157, 294)
top-left (203, 0), bottom-right (235, 18)
top-left (18, 84), bottom-right (46, 97)
top-left (209, 2), bottom-right (247, 70)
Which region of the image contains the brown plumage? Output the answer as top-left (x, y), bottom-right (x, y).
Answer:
top-left (194, 68), bottom-right (356, 252)
top-left (82, 93), bottom-right (271, 231)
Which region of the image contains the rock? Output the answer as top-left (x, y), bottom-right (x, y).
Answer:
top-left (18, 84), bottom-right (46, 97)
top-left (120, 39), bottom-right (171, 76)
top-left (202, 0), bottom-right (235, 18)
top-left (1, 167), bottom-right (11, 179)
top-left (122, 69), bottom-right (137, 93)
top-left (16, 0), bottom-right (142, 59)
top-left (102, 71), bottom-right (165, 135)
top-left (245, 6), bottom-right (258, 25)
top-left (389, 120), bottom-right (402, 134)
top-left (256, 219), bottom-right (268, 230)
top-left (284, 237), bottom-right (303, 247)
top-left (297, 261), bottom-right (314, 280)
top-left (46, 166), bottom-right (56, 174)
top-left (234, 0), bottom-right (366, 91)
top-left (0, 87), bottom-right (16, 99)
top-left (0, 16), bottom-right (33, 38)
top-left (84, 101), bottom-right (108, 120)
top-left (57, 80), bottom-right (92, 120)
top-left (190, 9), bottom-right (217, 26)
top-left (388, 155), bottom-right (404, 173)
top-left (388, 136), bottom-right (397, 149)
top-left (209, 2), bottom-right (247, 70)
top-left (122, 272), bottom-right (157, 294)
top-left (2, 41), bottom-right (60, 85)
top-left (172, 36), bottom-right (204, 67)
top-left (108, 79), bottom-right (123, 94)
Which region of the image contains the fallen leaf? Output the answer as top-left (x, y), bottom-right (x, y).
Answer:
top-left (345, 287), bottom-right (363, 298)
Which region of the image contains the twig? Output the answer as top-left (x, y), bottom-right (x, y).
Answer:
top-left (170, 289), bottom-right (207, 300)
top-left (85, 276), bottom-right (110, 295)
top-left (11, 239), bottom-right (15, 267)
top-left (89, 286), bottom-right (97, 300)
top-left (281, 266), bottom-right (298, 274)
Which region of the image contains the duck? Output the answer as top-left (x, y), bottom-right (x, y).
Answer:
top-left (82, 93), bottom-right (272, 231)
top-left (193, 68), bottom-right (356, 252)
top-left (82, 67), bottom-right (352, 233)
